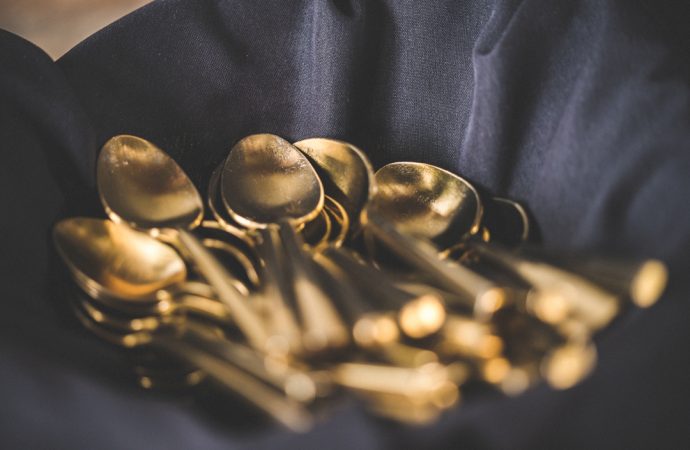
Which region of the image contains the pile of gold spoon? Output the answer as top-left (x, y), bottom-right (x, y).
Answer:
top-left (53, 134), bottom-right (669, 431)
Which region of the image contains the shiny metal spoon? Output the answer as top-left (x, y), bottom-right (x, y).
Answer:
top-left (97, 135), bottom-right (268, 350)
top-left (373, 162), bottom-right (483, 249)
top-left (375, 162), bottom-right (621, 332)
top-left (53, 217), bottom-right (244, 324)
top-left (55, 218), bottom-right (322, 407)
top-left (208, 161), bottom-right (303, 355)
top-left (292, 140), bottom-right (506, 317)
top-left (222, 134), bottom-right (349, 353)
top-left (294, 138), bottom-right (375, 238)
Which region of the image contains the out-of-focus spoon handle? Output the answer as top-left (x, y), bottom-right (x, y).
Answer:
top-left (471, 242), bottom-right (620, 331)
top-left (364, 210), bottom-right (507, 318)
top-left (177, 229), bottom-right (269, 350)
top-left (151, 333), bottom-right (314, 432)
top-left (277, 220), bottom-right (350, 353)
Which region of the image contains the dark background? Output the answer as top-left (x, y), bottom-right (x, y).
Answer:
top-left (1, 0), bottom-right (689, 448)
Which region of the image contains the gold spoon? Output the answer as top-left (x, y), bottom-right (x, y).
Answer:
top-left (54, 221), bottom-right (322, 405)
top-left (207, 161), bottom-right (303, 355)
top-left (322, 196), bottom-right (349, 248)
top-left (53, 217), bottom-right (241, 324)
top-left (292, 140), bottom-right (506, 317)
top-left (375, 162), bottom-right (623, 333)
top-left (319, 247), bottom-right (446, 340)
top-left (208, 161), bottom-right (336, 250)
top-left (294, 138), bottom-right (375, 238)
top-left (514, 247), bottom-right (667, 308)
top-left (221, 134), bottom-right (349, 353)
top-left (73, 293), bottom-right (323, 404)
top-left (97, 135), bottom-right (268, 350)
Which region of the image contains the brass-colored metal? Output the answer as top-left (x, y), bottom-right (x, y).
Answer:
top-left (176, 230), bottom-right (270, 350)
top-left (376, 342), bottom-right (440, 368)
top-left (54, 218), bottom-right (243, 327)
top-left (77, 296), bottom-right (173, 333)
top-left (200, 235), bottom-right (260, 288)
top-left (70, 301), bottom-right (313, 431)
top-left (373, 162), bottom-right (482, 248)
top-left (136, 369), bottom-right (206, 390)
top-left (293, 138), bottom-right (376, 236)
top-left (320, 246), bottom-right (447, 339)
top-left (53, 132), bottom-right (657, 426)
top-left (98, 135), bottom-right (204, 231)
top-left (517, 247), bottom-right (668, 308)
top-left (54, 218), bottom-right (187, 299)
top-left (481, 197), bottom-right (530, 247)
top-left (331, 362), bottom-right (458, 408)
top-left (475, 243), bottom-right (620, 332)
top-left (205, 164), bottom-right (256, 244)
top-left (363, 212), bottom-right (508, 317)
top-left (541, 341), bottom-right (597, 390)
top-left (441, 315), bottom-right (504, 360)
top-left (363, 394), bottom-right (443, 424)
top-left (323, 195), bottom-right (349, 248)
top-left (253, 226), bottom-right (304, 356)
top-left (208, 161), bottom-right (303, 354)
top-left (301, 209), bottom-right (332, 250)
top-left (352, 313), bottom-right (400, 347)
top-left (631, 260), bottom-right (668, 307)
top-left (221, 135), bottom-right (348, 353)
top-left (276, 223), bottom-right (350, 352)
top-left (295, 139), bottom-right (462, 337)
top-left (97, 135), bottom-right (269, 352)
top-left (222, 134), bottom-right (324, 229)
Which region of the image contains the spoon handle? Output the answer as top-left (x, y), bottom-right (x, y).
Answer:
top-left (320, 247), bottom-right (446, 339)
top-left (176, 229), bottom-right (270, 350)
top-left (150, 332), bottom-right (314, 432)
top-left (183, 322), bottom-right (323, 403)
top-left (470, 243), bottom-right (620, 331)
top-left (254, 226), bottom-right (304, 354)
top-left (513, 245), bottom-right (667, 308)
top-left (277, 220), bottom-right (350, 353)
top-left (364, 210), bottom-right (507, 318)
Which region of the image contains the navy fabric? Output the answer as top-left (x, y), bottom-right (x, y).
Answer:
top-left (1, 0), bottom-right (689, 448)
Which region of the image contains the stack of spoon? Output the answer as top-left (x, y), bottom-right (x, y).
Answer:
top-left (53, 134), bottom-right (668, 431)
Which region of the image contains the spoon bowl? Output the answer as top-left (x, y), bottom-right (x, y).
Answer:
top-left (374, 162), bottom-right (482, 248)
top-left (54, 217), bottom-right (187, 299)
top-left (222, 134), bottom-right (324, 229)
top-left (98, 135), bottom-right (204, 231)
top-left (293, 138), bottom-right (375, 236)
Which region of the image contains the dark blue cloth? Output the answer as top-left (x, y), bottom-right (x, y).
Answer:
top-left (1, 1), bottom-right (689, 448)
